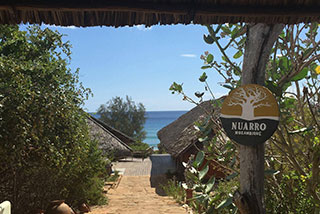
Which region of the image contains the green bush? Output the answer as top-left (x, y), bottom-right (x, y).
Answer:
top-left (97, 96), bottom-right (146, 142)
top-left (161, 178), bottom-right (186, 203)
top-left (130, 141), bottom-right (150, 151)
top-left (171, 23), bottom-right (320, 213)
top-left (265, 172), bottom-right (316, 214)
top-left (182, 151), bottom-right (238, 214)
top-left (106, 171), bottom-right (120, 182)
top-left (0, 25), bottom-right (107, 213)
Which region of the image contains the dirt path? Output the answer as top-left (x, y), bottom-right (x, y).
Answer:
top-left (91, 176), bottom-right (187, 214)
top-left (90, 155), bottom-right (188, 214)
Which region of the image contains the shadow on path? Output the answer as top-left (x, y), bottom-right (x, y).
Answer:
top-left (150, 154), bottom-right (176, 196)
top-left (112, 155), bottom-right (177, 196)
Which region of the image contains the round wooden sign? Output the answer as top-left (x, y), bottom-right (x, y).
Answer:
top-left (220, 84), bottom-right (279, 146)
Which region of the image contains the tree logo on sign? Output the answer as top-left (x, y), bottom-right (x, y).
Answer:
top-left (220, 84), bottom-right (279, 146)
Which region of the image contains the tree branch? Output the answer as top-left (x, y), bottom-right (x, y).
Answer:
top-left (206, 25), bottom-right (242, 75)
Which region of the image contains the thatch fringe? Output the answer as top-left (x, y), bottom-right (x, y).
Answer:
top-left (1, 1), bottom-right (320, 27)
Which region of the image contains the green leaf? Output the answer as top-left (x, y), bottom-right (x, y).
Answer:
top-left (303, 48), bottom-right (313, 58)
top-left (222, 56), bottom-right (227, 62)
top-left (291, 67), bottom-right (308, 81)
top-left (195, 194), bottom-right (207, 204)
top-left (233, 50), bottom-right (243, 59)
top-left (265, 80), bottom-right (282, 97)
top-left (226, 172), bottom-right (238, 180)
top-left (279, 31), bottom-right (285, 39)
top-left (222, 84), bottom-right (234, 91)
top-left (169, 82), bottom-right (183, 93)
top-left (230, 156), bottom-right (236, 168)
top-left (231, 207), bottom-right (238, 214)
top-left (311, 22), bottom-right (318, 33)
top-left (198, 136), bottom-right (209, 142)
top-left (199, 164), bottom-right (209, 180)
top-left (199, 72), bottom-right (208, 82)
top-left (207, 54), bottom-right (214, 64)
top-left (288, 126), bottom-right (313, 134)
top-left (205, 177), bottom-right (215, 193)
top-left (265, 169), bottom-right (280, 176)
top-left (238, 37), bottom-right (246, 46)
top-left (279, 57), bottom-right (289, 71)
top-left (234, 66), bottom-right (242, 76)
top-left (211, 193), bottom-right (222, 202)
top-left (203, 34), bottom-right (214, 44)
top-left (282, 97), bottom-right (295, 109)
top-left (207, 204), bottom-right (216, 214)
top-left (282, 82), bottom-right (292, 91)
top-left (231, 27), bottom-right (239, 39)
top-left (187, 171), bottom-right (198, 180)
top-left (216, 197), bottom-right (233, 209)
top-left (195, 91), bottom-right (205, 98)
top-left (193, 151), bottom-right (205, 168)
top-left (201, 65), bottom-right (211, 69)
top-left (221, 26), bottom-right (232, 34)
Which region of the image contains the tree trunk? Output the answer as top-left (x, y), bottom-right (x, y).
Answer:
top-left (236, 23), bottom-right (285, 214)
top-left (241, 103), bottom-right (254, 120)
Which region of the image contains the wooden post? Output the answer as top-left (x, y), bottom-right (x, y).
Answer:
top-left (235, 23), bottom-right (284, 214)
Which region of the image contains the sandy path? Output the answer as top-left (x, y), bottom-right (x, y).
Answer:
top-left (90, 155), bottom-right (188, 214)
top-left (91, 176), bottom-right (187, 214)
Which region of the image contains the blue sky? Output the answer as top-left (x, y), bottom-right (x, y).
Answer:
top-left (43, 24), bottom-right (229, 111)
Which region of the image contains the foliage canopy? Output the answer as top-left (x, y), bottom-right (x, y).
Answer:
top-left (0, 25), bottom-right (107, 213)
top-left (97, 96), bottom-right (146, 142)
top-left (170, 23), bottom-right (320, 213)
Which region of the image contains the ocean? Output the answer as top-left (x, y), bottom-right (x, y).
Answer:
top-left (89, 111), bottom-right (187, 149)
top-left (144, 111), bottom-right (187, 149)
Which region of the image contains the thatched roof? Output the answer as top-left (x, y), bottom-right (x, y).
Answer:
top-left (91, 115), bottom-right (135, 146)
top-left (1, 1), bottom-right (320, 27)
top-left (87, 116), bottom-right (133, 158)
top-left (157, 99), bottom-right (221, 157)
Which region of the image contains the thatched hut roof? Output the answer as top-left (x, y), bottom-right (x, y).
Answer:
top-left (1, 1), bottom-right (320, 27)
top-left (91, 116), bottom-right (136, 146)
top-left (157, 99), bottom-right (222, 157)
top-left (87, 116), bottom-right (133, 158)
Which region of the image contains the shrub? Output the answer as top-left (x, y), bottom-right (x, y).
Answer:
top-left (0, 25), bottom-right (107, 213)
top-left (97, 96), bottom-right (146, 142)
top-left (161, 178), bottom-right (186, 203)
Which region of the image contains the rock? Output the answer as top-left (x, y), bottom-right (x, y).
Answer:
top-left (45, 200), bottom-right (73, 214)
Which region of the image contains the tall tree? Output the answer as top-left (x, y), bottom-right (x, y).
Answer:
top-left (0, 25), bottom-right (107, 213)
top-left (202, 23), bottom-right (319, 213)
top-left (97, 96), bottom-right (146, 142)
top-left (171, 23), bottom-right (320, 213)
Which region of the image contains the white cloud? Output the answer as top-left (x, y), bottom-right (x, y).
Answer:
top-left (44, 24), bottom-right (78, 29)
top-left (135, 25), bottom-right (153, 31)
top-left (180, 54), bottom-right (197, 58)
